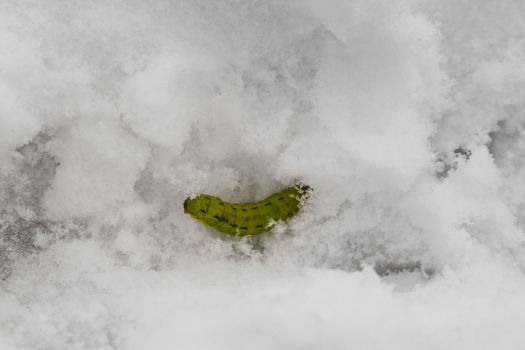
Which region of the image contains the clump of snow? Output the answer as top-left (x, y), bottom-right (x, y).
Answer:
top-left (120, 48), bottom-right (220, 152)
top-left (43, 118), bottom-right (150, 219)
top-left (1, 0), bottom-right (525, 349)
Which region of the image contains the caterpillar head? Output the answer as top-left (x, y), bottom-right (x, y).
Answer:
top-left (183, 197), bottom-right (190, 213)
top-left (183, 194), bottom-right (209, 218)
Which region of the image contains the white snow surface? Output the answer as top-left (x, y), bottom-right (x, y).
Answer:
top-left (1, 0), bottom-right (525, 349)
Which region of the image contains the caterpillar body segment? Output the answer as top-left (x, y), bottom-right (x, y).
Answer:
top-left (183, 184), bottom-right (311, 236)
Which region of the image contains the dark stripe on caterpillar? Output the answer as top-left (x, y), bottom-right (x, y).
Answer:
top-left (183, 184), bottom-right (311, 236)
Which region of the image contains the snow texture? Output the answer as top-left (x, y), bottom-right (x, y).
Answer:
top-left (1, 0), bottom-right (525, 349)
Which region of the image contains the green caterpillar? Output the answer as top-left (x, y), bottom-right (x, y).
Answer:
top-left (183, 184), bottom-right (311, 236)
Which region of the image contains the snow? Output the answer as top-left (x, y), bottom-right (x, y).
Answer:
top-left (1, 0), bottom-right (525, 349)
top-left (43, 118), bottom-right (150, 219)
